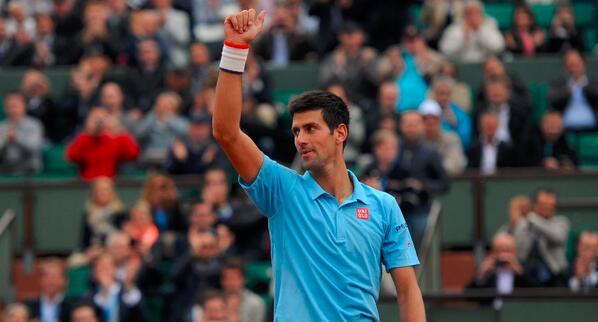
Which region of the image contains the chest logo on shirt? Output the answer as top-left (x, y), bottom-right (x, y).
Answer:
top-left (356, 208), bottom-right (370, 220)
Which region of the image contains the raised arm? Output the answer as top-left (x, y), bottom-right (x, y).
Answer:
top-left (212, 9), bottom-right (267, 183)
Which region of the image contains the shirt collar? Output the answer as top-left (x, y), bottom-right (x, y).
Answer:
top-left (303, 170), bottom-right (369, 205)
top-left (41, 293), bottom-right (64, 306)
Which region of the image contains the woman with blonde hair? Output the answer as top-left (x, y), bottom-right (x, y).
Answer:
top-left (80, 177), bottom-right (127, 249)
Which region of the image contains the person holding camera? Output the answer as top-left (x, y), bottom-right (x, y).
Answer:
top-left (546, 4), bottom-right (585, 54)
top-left (66, 107), bottom-right (140, 180)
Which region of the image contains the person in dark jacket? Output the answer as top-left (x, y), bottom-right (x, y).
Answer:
top-left (27, 259), bottom-right (72, 322)
top-left (468, 111), bottom-right (517, 174)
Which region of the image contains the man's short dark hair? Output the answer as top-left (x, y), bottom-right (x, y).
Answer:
top-left (198, 289), bottom-right (226, 306)
top-left (222, 257), bottom-right (245, 276)
top-left (288, 90), bottom-right (350, 136)
top-left (532, 187), bottom-right (557, 202)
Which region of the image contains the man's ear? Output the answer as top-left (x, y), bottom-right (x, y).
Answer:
top-left (335, 124), bottom-right (348, 145)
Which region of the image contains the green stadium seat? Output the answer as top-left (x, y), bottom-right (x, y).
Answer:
top-left (41, 144), bottom-right (78, 177)
top-left (528, 82), bottom-right (548, 125)
top-left (531, 4), bottom-right (555, 29)
top-left (245, 261), bottom-right (272, 305)
top-left (66, 265), bottom-right (91, 298)
top-left (573, 3), bottom-right (595, 28)
top-left (577, 132), bottom-right (598, 170)
top-left (485, 3), bottom-right (514, 31)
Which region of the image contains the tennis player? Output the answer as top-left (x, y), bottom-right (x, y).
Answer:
top-left (212, 9), bottom-right (426, 322)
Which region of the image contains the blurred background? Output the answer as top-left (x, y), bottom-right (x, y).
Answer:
top-left (1, 0), bottom-right (598, 321)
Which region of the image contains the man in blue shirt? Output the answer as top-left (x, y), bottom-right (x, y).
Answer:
top-left (212, 8), bottom-right (426, 322)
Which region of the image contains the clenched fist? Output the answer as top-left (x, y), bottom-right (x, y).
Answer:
top-left (224, 9), bottom-right (266, 45)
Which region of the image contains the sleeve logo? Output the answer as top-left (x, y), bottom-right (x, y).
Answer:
top-left (356, 208), bottom-right (370, 220)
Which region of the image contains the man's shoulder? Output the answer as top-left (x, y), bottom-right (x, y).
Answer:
top-left (358, 181), bottom-right (397, 208)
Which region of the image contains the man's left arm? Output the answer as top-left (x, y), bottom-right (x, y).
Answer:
top-left (391, 267), bottom-right (426, 322)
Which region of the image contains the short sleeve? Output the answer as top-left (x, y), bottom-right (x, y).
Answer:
top-left (239, 154), bottom-right (298, 218)
top-left (381, 197), bottom-right (419, 271)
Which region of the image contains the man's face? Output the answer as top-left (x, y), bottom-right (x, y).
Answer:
top-left (190, 43), bottom-right (210, 66)
top-left (373, 137), bottom-right (398, 165)
top-left (191, 203), bottom-right (216, 230)
top-left (108, 235), bottom-right (131, 265)
top-left (40, 265), bottom-right (66, 297)
top-left (203, 298), bottom-right (228, 321)
top-left (564, 51), bottom-right (585, 79)
top-left (100, 83), bottom-right (124, 110)
top-left (480, 114), bottom-right (498, 139)
top-left (399, 112), bottom-right (424, 143)
top-left (221, 268), bottom-right (244, 293)
top-left (533, 191), bottom-right (557, 219)
top-left (423, 115), bottom-right (441, 136)
top-left (434, 83), bottom-right (451, 107)
top-left (292, 110), bottom-right (339, 171)
top-left (4, 94), bottom-right (26, 120)
top-left (204, 170), bottom-right (229, 203)
top-left (486, 82), bottom-right (509, 106)
top-left (378, 83), bottom-right (398, 111)
top-left (541, 113), bottom-right (563, 142)
top-left (72, 307), bottom-right (98, 322)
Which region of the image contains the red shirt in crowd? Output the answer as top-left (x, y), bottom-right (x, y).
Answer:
top-left (66, 132), bottom-right (140, 180)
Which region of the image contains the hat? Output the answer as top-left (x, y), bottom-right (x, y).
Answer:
top-left (418, 99), bottom-right (442, 117)
top-left (190, 113), bottom-right (211, 125)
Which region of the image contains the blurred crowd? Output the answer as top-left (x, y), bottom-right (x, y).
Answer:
top-left (1, 0), bottom-right (598, 320)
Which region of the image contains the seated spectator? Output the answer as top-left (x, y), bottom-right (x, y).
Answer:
top-left (546, 4), bottom-right (585, 53)
top-left (363, 81), bottom-right (401, 149)
top-left (220, 259), bottom-right (265, 322)
top-left (122, 201), bottom-right (160, 254)
top-left (14, 13), bottom-right (67, 67)
top-left (320, 22), bottom-right (378, 103)
top-left (196, 290), bottom-right (230, 322)
top-left (513, 188), bottom-right (570, 287)
top-left (467, 233), bottom-right (535, 309)
top-left (420, 99), bottom-right (466, 176)
top-left (420, 0), bottom-right (465, 49)
top-left (439, 0), bottom-right (505, 63)
top-left (0, 90), bottom-right (44, 175)
top-left (26, 258), bottom-right (72, 322)
top-left (80, 177), bottom-right (127, 250)
top-left (72, 1), bottom-right (120, 64)
top-left (429, 77), bottom-right (472, 149)
top-left (325, 83), bottom-right (365, 168)
top-left (474, 76), bottom-right (530, 151)
top-left (125, 38), bottom-right (167, 113)
top-left (1, 303), bottom-right (29, 322)
top-left (359, 128), bottom-right (401, 190)
top-left (90, 253), bottom-right (144, 322)
top-left (476, 55), bottom-right (531, 112)
top-left (187, 86), bottom-right (216, 118)
top-left (141, 173), bottom-right (187, 233)
top-left (402, 25), bottom-right (446, 84)
top-left (70, 302), bottom-right (100, 322)
top-left (548, 49), bottom-right (598, 132)
top-left (134, 91), bottom-right (188, 168)
top-left (151, 0), bottom-right (191, 67)
top-left (98, 82), bottom-right (136, 132)
top-left (171, 232), bottom-right (227, 322)
top-left (287, 0), bottom-right (319, 36)
top-left (189, 42), bottom-right (217, 95)
top-left (496, 195), bottom-right (531, 236)
top-left (523, 111), bottom-right (578, 170)
top-left (52, 0), bottom-right (84, 41)
top-left (435, 61), bottom-right (472, 112)
top-left (66, 107), bottom-right (140, 180)
top-left (5, 2), bottom-right (35, 40)
top-left (467, 112), bottom-right (516, 175)
top-left (166, 113), bottom-right (228, 175)
top-left (569, 232), bottom-right (598, 292)
top-left (105, 232), bottom-right (143, 287)
top-left (504, 5), bottom-right (546, 57)
top-left (253, 3), bottom-right (317, 67)
top-left (165, 68), bottom-right (193, 113)
top-left (190, 0), bottom-right (237, 57)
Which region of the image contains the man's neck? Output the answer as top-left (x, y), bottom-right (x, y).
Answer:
top-left (311, 158), bottom-right (353, 204)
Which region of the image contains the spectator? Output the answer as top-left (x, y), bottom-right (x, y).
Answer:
top-left (467, 233), bottom-right (535, 309)
top-left (401, 25), bottom-right (446, 84)
top-left (125, 10), bottom-right (168, 67)
top-left (106, 0), bottom-right (132, 61)
top-left (188, 202), bottom-right (218, 235)
top-left (287, 0), bottom-right (319, 36)
top-left (0, 90), bottom-right (44, 174)
top-left (166, 113), bottom-right (227, 175)
top-left (80, 177), bottom-right (127, 250)
top-left (19, 69), bottom-right (65, 143)
top-left (188, 86), bottom-right (216, 118)
top-left (242, 51), bottom-right (273, 104)
top-left (17, 13), bottom-right (67, 67)
top-left (105, 232), bottom-right (144, 287)
top-left (569, 232), bottom-right (598, 292)
top-left (122, 201), bottom-right (160, 255)
top-left (126, 38), bottom-right (167, 113)
top-left (419, 99), bottom-right (466, 176)
top-left (98, 82), bottom-right (136, 132)
top-left (134, 91), bottom-right (188, 167)
top-left (476, 55), bottom-right (531, 112)
top-left (308, 0), bottom-right (361, 55)
top-left (420, 0), bottom-right (465, 49)
top-left (5, 2), bottom-right (36, 40)
top-left (523, 111), bottom-right (578, 170)
top-left (435, 61), bottom-right (472, 112)
top-left (496, 195), bottom-right (531, 236)
top-left (513, 188), bottom-right (570, 287)
top-left (467, 111), bottom-right (516, 175)
top-left (171, 232), bottom-right (226, 322)
top-left (197, 290), bottom-right (230, 322)
top-left (474, 76), bottom-right (530, 150)
top-left (325, 82), bottom-right (365, 168)
top-left (253, 3), bottom-right (317, 67)
top-left (429, 77), bottom-right (472, 149)
top-left (1, 303), bottom-right (29, 322)
top-left (220, 259), bottom-right (265, 322)
top-left (52, 0), bottom-right (83, 41)
top-left (548, 49), bottom-right (598, 132)
top-left (90, 253), bottom-right (144, 322)
top-left (66, 107), bottom-right (140, 180)
top-left (152, 0), bottom-right (191, 67)
top-left (546, 4), bottom-right (585, 53)
top-left (0, 17), bottom-right (24, 66)
top-left (70, 302), bottom-right (100, 322)
top-left (165, 68), bottom-right (193, 113)
top-left (359, 129), bottom-right (400, 191)
top-left (364, 80), bottom-right (401, 147)
top-left (73, 1), bottom-right (120, 63)
top-left (141, 173), bottom-right (187, 233)
top-left (439, 0), bottom-right (505, 63)
top-left (189, 42), bottom-right (217, 95)
top-left (504, 5), bottom-right (546, 57)
top-left (26, 258), bottom-right (72, 322)
top-left (320, 22), bottom-right (377, 103)
top-left (191, 0), bottom-right (237, 58)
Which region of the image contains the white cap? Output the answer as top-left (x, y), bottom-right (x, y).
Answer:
top-left (418, 99), bottom-right (442, 117)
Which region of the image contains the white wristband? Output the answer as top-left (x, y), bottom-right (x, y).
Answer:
top-left (219, 41), bottom-right (250, 74)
